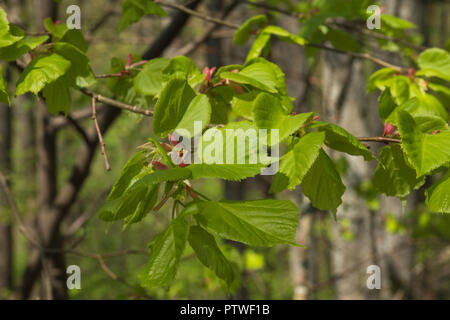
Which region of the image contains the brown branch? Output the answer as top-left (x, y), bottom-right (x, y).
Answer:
top-left (80, 88), bottom-right (154, 117)
top-left (0, 171), bottom-right (41, 248)
top-left (357, 136), bottom-right (401, 144)
top-left (174, 0), bottom-right (240, 56)
top-left (91, 96), bottom-right (111, 171)
top-left (154, 0), bottom-right (240, 29)
top-left (157, 0), bottom-right (405, 71)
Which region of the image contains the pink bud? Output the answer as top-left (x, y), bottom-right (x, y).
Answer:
top-left (231, 69), bottom-right (239, 74)
top-left (178, 162), bottom-right (190, 168)
top-left (408, 68), bottom-right (415, 80)
top-left (161, 143), bottom-right (172, 153)
top-left (126, 53), bottom-right (132, 68)
top-left (383, 122), bottom-right (398, 137)
top-left (312, 115), bottom-right (319, 121)
top-left (431, 130), bottom-right (441, 135)
top-left (203, 66), bottom-right (216, 83)
top-left (152, 161), bottom-right (168, 170)
top-left (168, 133), bottom-right (179, 146)
top-left (54, 20), bottom-right (61, 25)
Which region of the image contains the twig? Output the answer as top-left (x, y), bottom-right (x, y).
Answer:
top-left (154, 186), bottom-right (177, 212)
top-left (357, 136), bottom-right (401, 144)
top-left (154, 0), bottom-right (240, 29)
top-left (156, 0), bottom-right (405, 72)
top-left (91, 96), bottom-right (111, 171)
top-left (0, 171), bottom-right (40, 248)
top-left (80, 88), bottom-right (154, 117)
top-left (174, 0), bottom-right (240, 56)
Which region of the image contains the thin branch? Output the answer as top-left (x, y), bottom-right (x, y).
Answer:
top-left (174, 0), bottom-right (240, 57)
top-left (154, 0), bottom-right (240, 29)
top-left (357, 136), bottom-right (401, 144)
top-left (157, 0), bottom-right (405, 71)
top-left (91, 96), bottom-right (111, 171)
top-left (0, 171), bottom-right (41, 248)
top-left (80, 88), bottom-right (154, 117)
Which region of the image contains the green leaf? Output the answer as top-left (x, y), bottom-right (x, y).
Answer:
top-left (0, 34), bottom-right (48, 61)
top-left (124, 183), bottom-right (160, 225)
top-left (108, 151), bottom-right (147, 200)
top-left (188, 226), bottom-right (235, 284)
top-left (195, 200), bottom-right (300, 246)
top-left (425, 171), bottom-right (450, 214)
top-left (381, 14), bottom-right (416, 30)
top-left (119, 0), bottom-right (167, 32)
top-left (153, 78), bottom-right (196, 137)
top-left (42, 78), bottom-right (71, 115)
top-left (51, 42), bottom-right (95, 87)
top-left (261, 25), bottom-right (306, 46)
top-left (378, 89), bottom-right (397, 121)
top-left (174, 94), bottom-right (211, 138)
top-left (367, 68), bottom-right (397, 92)
top-left (373, 145), bottom-right (425, 198)
top-left (188, 163), bottom-right (264, 181)
top-left (253, 93), bottom-right (314, 143)
top-left (133, 57), bottom-right (170, 97)
top-left (137, 167), bottom-right (192, 186)
top-left (273, 132), bottom-right (326, 191)
top-left (309, 121), bottom-right (375, 161)
top-left (0, 67), bottom-right (10, 105)
top-left (417, 48), bottom-right (450, 82)
top-left (60, 29), bottom-right (88, 52)
top-left (301, 150), bottom-right (346, 214)
top-left (16, 53), bottom-right (71, 96)
top-left (0, 23), bottom-right (24, 48)
top-left (231, 90), bottom-right (258, 119)
top-left (233, 15), bottom-right (268, 45)
top-left (246, 31), bottom-right (271, 62)
top-left (397, 111), bottom-right (450, 177)
top-left (326, 27), bottom-right (361, 52)
top-left (139, 215), bottom-right (189, 288)
top-left (44, 18), bottom-right (68, 39)
top-left (390, 76), bottom-right (410, 105)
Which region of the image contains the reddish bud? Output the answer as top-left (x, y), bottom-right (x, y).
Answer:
top-left (383, 122), bottom-right (398, 137)
top-left (178, 162), bottom-right (190, 168)
top-left (203, 66), bottom-right (216, 83)
top-left (291, 111), bottom-right (297, 116)
top-left (168, 133), bottom-right (179, 146)
top-left (312, 115), bottom-right (319, 121)
top-left (152, 161), bottom-right (168, 170)
top-left (228, 81), bottom-right (245, 94)
top-left (231, 69), bottom-right (239, 74)
top-left (431, 130), bottom-right (441, 135)
top-left (126, 53), bottom-right (132, 68)
top-left (407, 68), bottom-right (416, 80)
top-left (54, 20), bottom-right (61, 25)
top-left (161, 143), bottom-right (172, 153)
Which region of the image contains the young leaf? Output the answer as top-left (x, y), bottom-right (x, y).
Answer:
top-left (417, 48), bottom-right (450, 82)
top-left (261, 26), bottom-right (306, 46)
top-left (397, 111), bottom-right (450, 177)
top-left (194, 200), bottom-right (300, 246)
top-left (253, 92), bottom-right (314, 143)
top-left (139, 215), bottom-right (189, 288)
top-left (246, 32), bottom-right (271, 62)
top-left (0, 34), bottom-right (48, 61)
top-left (119, 0), bottom-right (167, 32)
top-left (0, 23), bottom-right (24, 48)
top-left (373, 145), bottom-right (425, 198)
top-left (42, 78), bottom-right (71, 115)
top-left (188, 163), bottom-right (264, 181)
top-left (188, 226), bottom-right (235, 284)
top-left (309, 121), bottom-right (375, 161)
top-left (174, 94), bottom-right (211, 138)
top-left (233, 15), bottom-right (268, 45)
top-left (326, 27), bottom-right (361, 52)
top-left (425, 171), bottom-right (450, 214)
top-left (301, 150), bottom-right (346, 215)
top-left (44, 18), bottom-right (68, 39)
top-left (378, 89), bottom-right (397, 121)
top-left (153, 78), bottom-right (196, 137)
top-left (381, 14), bottom-right (417, 30)
top-left (133, 57), bottom-right (170, 97)
top-left (16, 53), bottom-right (71, 96)
top-left (367, 68), bottom-right (397, 92)
top-left (275, 132), bottom-right (326, 190)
